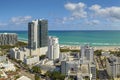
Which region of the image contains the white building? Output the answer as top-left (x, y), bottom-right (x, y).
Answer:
top-left (47, 36), bottom-right (60, 60)
top-left (0, 61), bottom-right (16, 72)
top-left (61, 60), bottom-right (79, 75)
top-left (24, 56), bottom-right (39, 65)
top-left (106, 55), bottom-right (120, 78)
top-left (61, 60), bottom-right (93, 80)
top-left (17, 76), bottom-right (31, 80)
top-left (10, 47), bottom-right (30, 61)
top-left (0, 55), bottom-right (6, 62)
top-left (60, 45), bottom-right (96, 80)
top-left (81, 45), bottom-right (94, 62)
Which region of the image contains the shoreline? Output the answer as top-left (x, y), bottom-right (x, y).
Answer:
top-left (18, 40), bottom-right (120, 51)
top-left (60, 44), bottom-right (120, 51)
top-left (18, 40), bottom-right (28, 43)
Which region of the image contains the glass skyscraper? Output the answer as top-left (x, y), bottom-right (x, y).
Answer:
top-left (28, 19), bottom-right (48, 50)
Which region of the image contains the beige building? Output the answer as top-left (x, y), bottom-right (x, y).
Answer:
top-left (10, 47), bottom-right (30, 61)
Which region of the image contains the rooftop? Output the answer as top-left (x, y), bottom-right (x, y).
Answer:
top-left (17, 76), bottom-right (31, 80)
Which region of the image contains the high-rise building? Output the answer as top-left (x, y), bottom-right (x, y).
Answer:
top-left (28, 19), bottom-right (48, 55)
top-left (106, 55), bottom-right (120, 78)
top-left (0, 33), bottom-right (17, 45)
top-left (80, 45), bottom-right (94, 62)
top-left (47, 36), bottom-right (60, 60)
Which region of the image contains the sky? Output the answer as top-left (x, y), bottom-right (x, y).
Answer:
top-left (0, 0), bottom-right (120, 30)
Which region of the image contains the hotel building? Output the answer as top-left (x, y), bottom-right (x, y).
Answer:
top-left (28, 19), bottom-right (48, 56)
top-left (47, 36), bottom-right (60, 60)
top-left (0, 33), bottom-right (17, 45)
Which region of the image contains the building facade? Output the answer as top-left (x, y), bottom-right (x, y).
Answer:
top-left (10, 47), bottom-right (30, 61)
top-left (24, 56), bottom-right (39, 65)
top-left (47, 36), bottom-right (59, 60)
top-left (106, 56), bottom-right (120, 78)
top-left (0, 33), bottom-right (17, 45)
top-left (28, 19), bottom-right (48, 56)
top-left (81, 45), bottom-right (94, 62)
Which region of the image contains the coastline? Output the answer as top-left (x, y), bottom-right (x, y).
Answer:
top-left (18, 40), bottom-right (28, 43)
top-left (60, 44), bottom-right (120, 51)
top-left (18, 40), bottom-right (120, 51)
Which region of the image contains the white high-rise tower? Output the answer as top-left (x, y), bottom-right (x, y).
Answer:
top-left (47, 36), bottom-right (60, 60)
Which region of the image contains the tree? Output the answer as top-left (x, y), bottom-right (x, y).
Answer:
top-left (45, 71), bottom-right (65, 80)
top-left (39, 55), bottom-right (46, 60)
top-left (45, 71), bottom-right (51, 77)
top-left (15, 41), bottom-right (27, 47)
top-left (32, 66), bottom-right (41, 74)
top-left (94, 50), bottom-right (102, 56)
top-left (35, 74), bottom-right (40, 80)
top-left (60, 48), bottom-right (70, 52)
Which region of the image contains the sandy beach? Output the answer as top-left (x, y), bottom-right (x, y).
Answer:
top-left (19, 40), bottom-right (120, 51)
top-left (60, 45), bottom-right (120, 51)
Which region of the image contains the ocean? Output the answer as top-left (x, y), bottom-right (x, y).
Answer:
top-left (0, 30), bottom-right (120, 46)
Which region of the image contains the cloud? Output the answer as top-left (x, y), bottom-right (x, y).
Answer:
top-left (10, 16), bottom-right (32, 24)
top-left (89, 4), bottom-right (120, 21)
top-left (86, 20), bottom-right (100, 25)
top-left (0, 16), bottom-right (32, 29)
top-left (0, 23), bottom-right (8, 26)
top-left (64, 2), bottom-right (87, 21)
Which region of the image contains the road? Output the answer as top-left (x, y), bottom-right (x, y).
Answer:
top-left (8, 58), bottom-right (35, 80)
top-left (20, 70), bottom-right (35, 80)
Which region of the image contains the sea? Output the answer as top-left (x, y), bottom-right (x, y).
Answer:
top-left (0, 30), bottom-right (120, 46)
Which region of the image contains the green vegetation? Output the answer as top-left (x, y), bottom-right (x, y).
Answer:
top-left (60, 48), bottom-right (70, 52)
top-left (60, 48), bottom-right (80, 52)
top-left (45, 71), bottom-right (65, 80)
top-left (15, 41), bottom-right (27, 47)
top-left (109, 51), bottom-right (120, 57)
top-left (0, 41), bottom-right (27, 55)
top-left (35, 74), bottom-right (40, 80)
top-left (39, 55), bottom-right (46, 60)
top-left (84, 76), bottom-right (90, 80)
top-left (32, 66), bottom-right (41, 74)
top-left (94, 50), bottom-right (102, 56)
top-left (96, 69), bottom-right (99, 79)
top-left (0, 41), bottom-right (27, 49)
top-left (14, 75), bottom-right (20, 79)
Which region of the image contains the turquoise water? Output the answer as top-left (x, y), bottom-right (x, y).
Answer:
top-left (0, 30), bottom-right (120, 46)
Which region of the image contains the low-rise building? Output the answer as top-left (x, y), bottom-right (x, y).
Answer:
top-left (24, 56), bottom-right (39, 65)
top-left (61, 60), bottom-right (79, 75)
top-left (10, 47), bottom-right (30, 61)
top-left (60, 45), bottom-right (96, 80)
top-left (0, 61), bottom-right (16, 72)
top-left (17, 76), bottom-right (31, 80)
